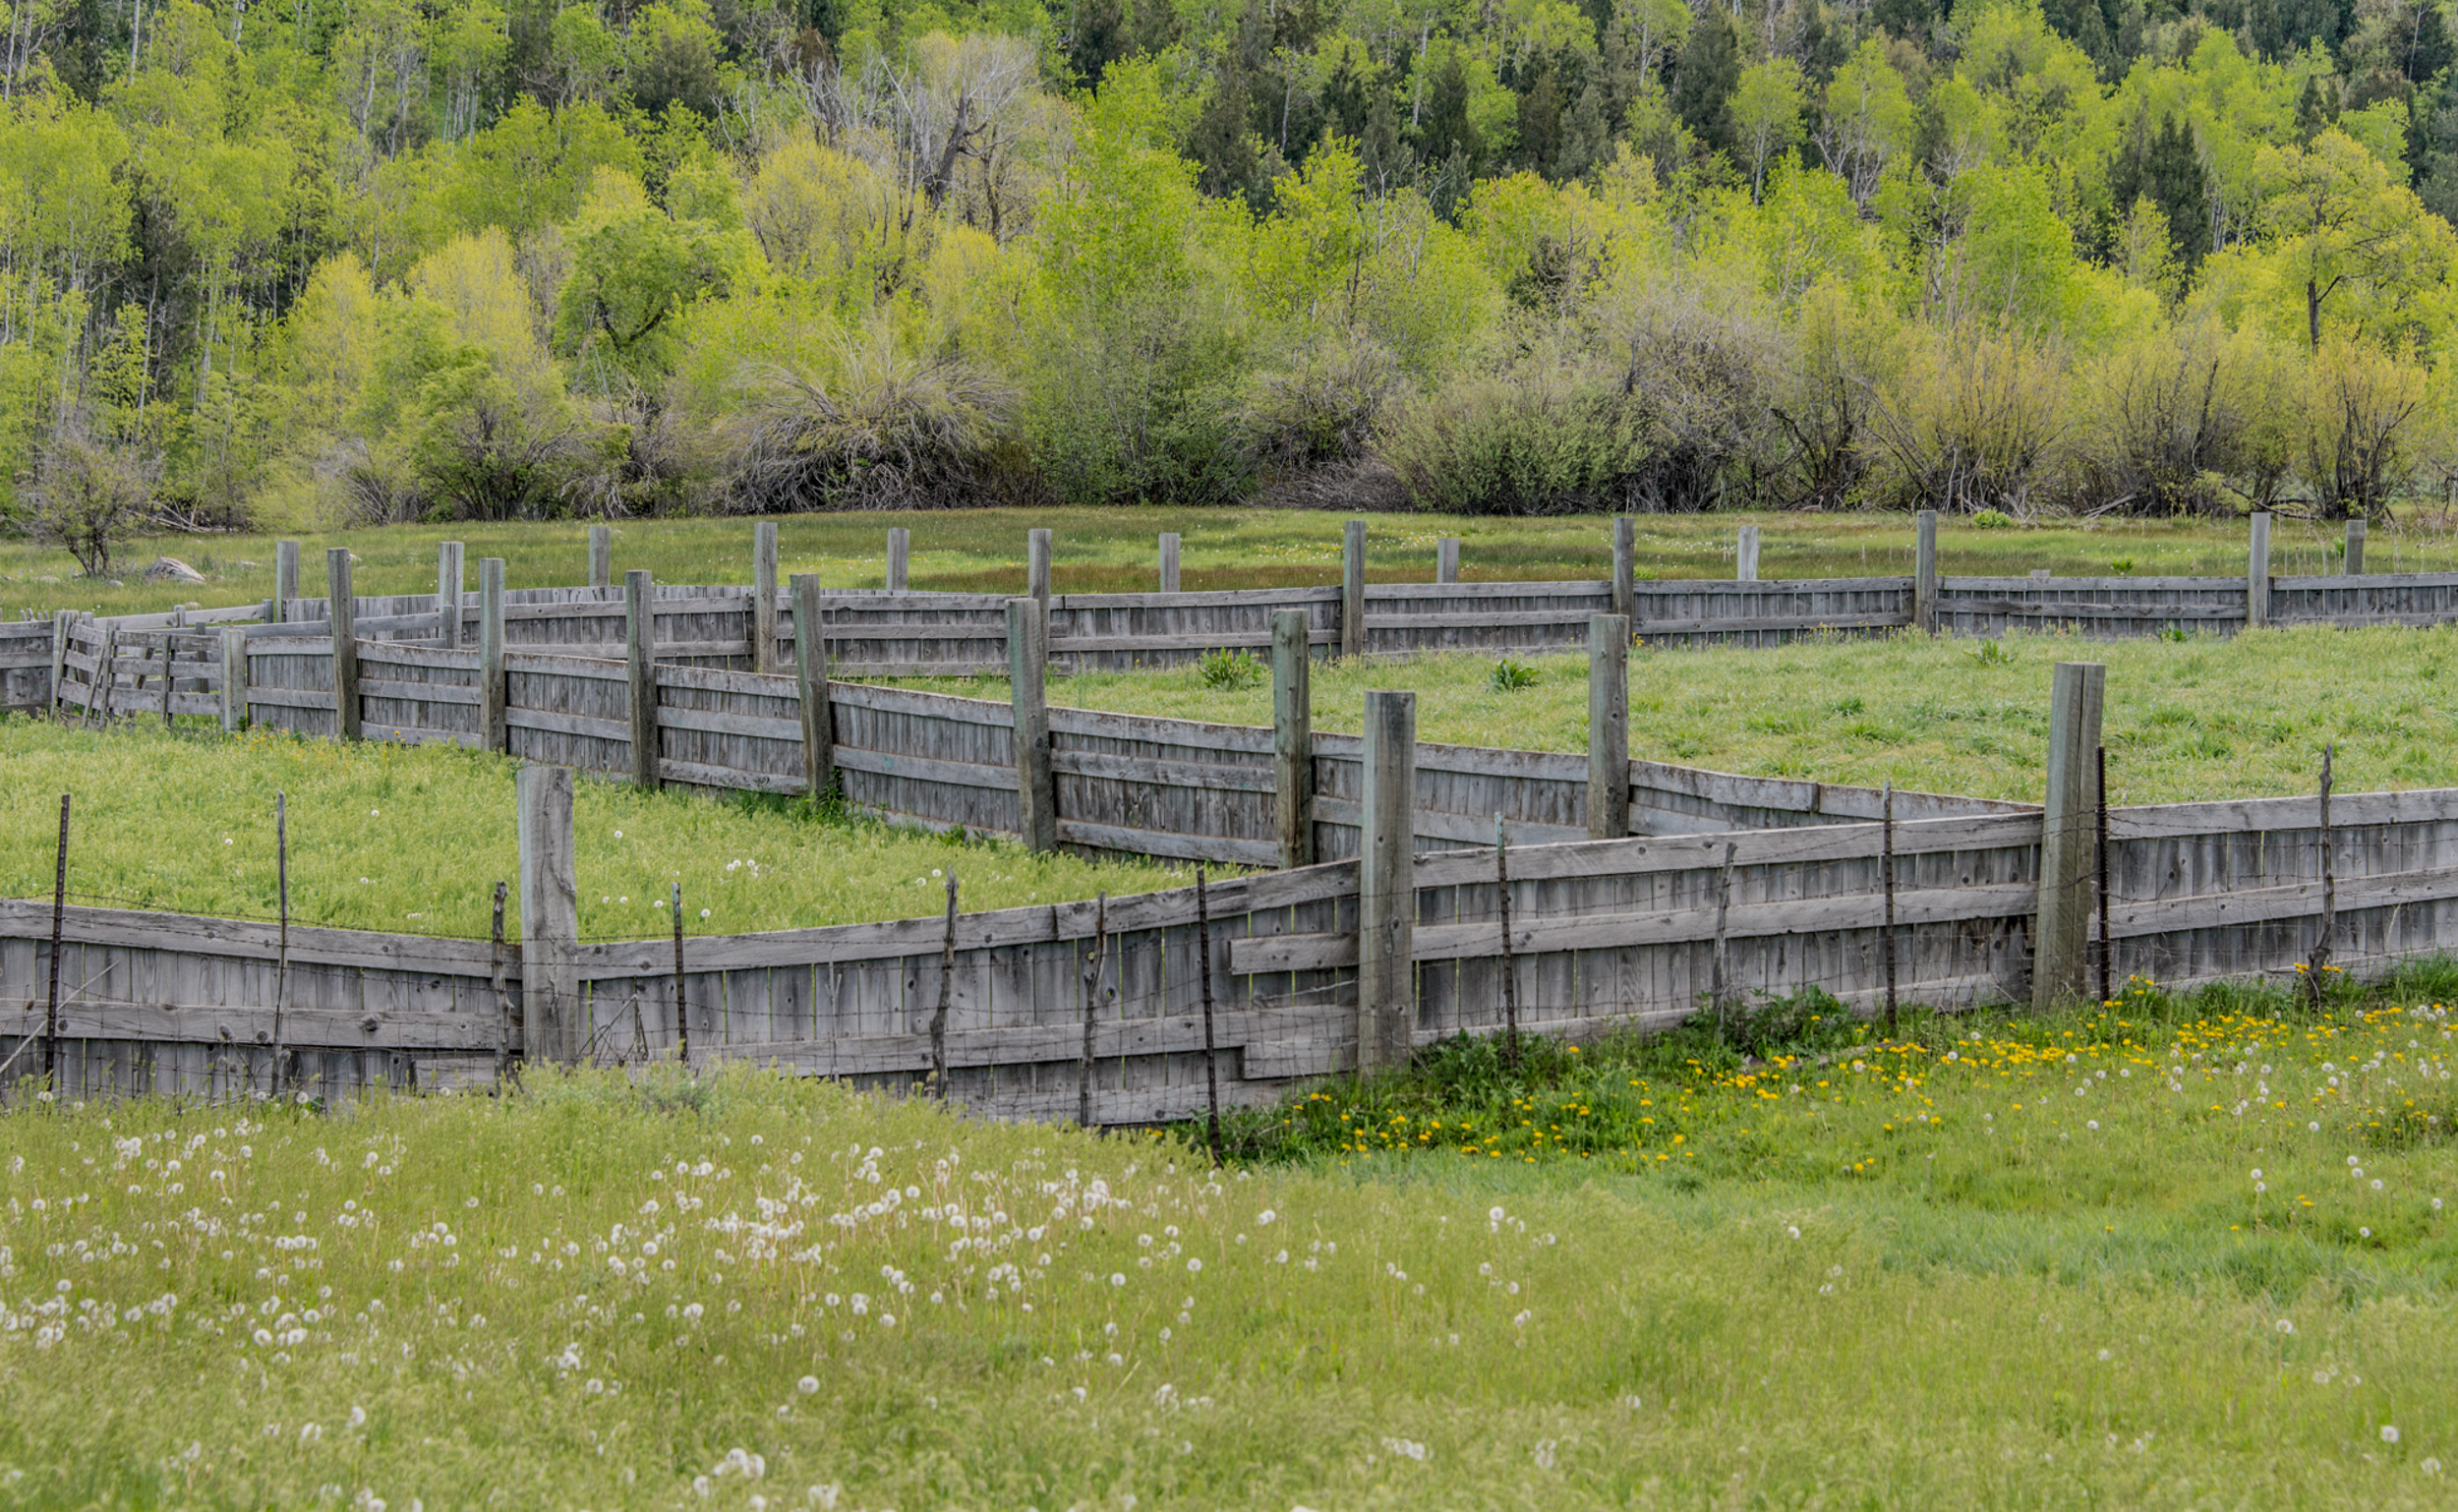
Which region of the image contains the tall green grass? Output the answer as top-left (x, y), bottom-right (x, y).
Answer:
top-left (915, 624), bottom-right (2458, 804)
top-left (0, 719), bottom-right (1195, 937)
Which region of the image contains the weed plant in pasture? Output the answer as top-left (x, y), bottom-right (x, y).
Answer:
top-left (1, 508), bottom-right (2439, 620)
top-left (0, 719), bottom-right (1190, 938)
top-left (9, 972), bottom-right (2458, 1505)
top-left (929, 624), bottom-right (2458, 804)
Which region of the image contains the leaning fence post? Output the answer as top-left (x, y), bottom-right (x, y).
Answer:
top-left (1158, 532), bottom-right (1181, 595)
top-left (1612, 516), bottom-right (1636, 628)
top-left (2344, 518), bottom-right (2367, 576)
top-left (437, 541), bottom-right (464, 649)
top-left (790, 573), bottom-right (835, 800)
top-left (1436, 538), bottom-right (1460, 584)
top-left (516, 764), bottom-right (582, 1066)
top-left (2031, 661), bottom-right (2105, 1011)
top-left (274, 541), bottom-right (300, 621)
top-left (1736, 525), bottom-right (1760, 582)
top-left (1914, 508), bottom-right (1939, 635)
top-left (625, 569), bottom-right (658, 789)
top-left (1007, 598), bottom-right (1056, 851)
top-left (589, 524), bottom-right (613, 590)
top-left (886, 528), bottom-right (909, 592)
top-left (1027, 528), bottom-right (1052, 619)
top-left (1341, 519), bottom-right (1367, 659)
top-left (327, 548), bottom-right (360, 741)
top-left (1587, 613), bottom-right (1630, 840)
top-left (479, 557), bottom-right (507, 752)
top-left (2247, 512), bottom-right (2272, 629)
top-left (1358, 689), bottom-right (1416, 1075)
top-left (751, 521), bottom-right (780, 673)
top-left (1272, 609), bottom-right (1315, 869)
top-left (218, 628), bottom-right (247, 732)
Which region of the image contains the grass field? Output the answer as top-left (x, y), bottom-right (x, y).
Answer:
top-left (3, 507), bottom-right (2443, 621)
top-left (0, 720), bottom-right (1193, 938)
top-left (5, 968), bottom-right (2458, 1507)
top-left (906, 624), bottom-right (2458, 805)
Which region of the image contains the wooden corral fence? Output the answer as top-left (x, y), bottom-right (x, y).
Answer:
top-left (5, 748), bottom-right (2444, 1122)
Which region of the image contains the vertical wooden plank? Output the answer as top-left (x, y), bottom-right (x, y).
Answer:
top-left (2033, 661), bottom-right (2105, 1010)
top-left (887, 528), bottom-right (909, 592)
top-left (1914, 509), bottom-right (1938, 634)
top-left (438, 541), bottom-right (464, 649)
top-left (590, 525), bottom-right (613, 589)
top-left (2346, 518), bottom-right (2367, 576)
top-left (219, 628), bottom-right (247, 732)
top-left (48, 611), bottom-right (70, 716)
top-left (1341, 519), bottom-right (1366, 659)
top-left (1359, 689), bottom-right (1415, 1073)
top-left (274, 542), bottom-right (300, 620)
top-left (1588, 614), bottom-right (1629, 840)
top-left (1008, 598), bottom-right (1056, 850)
top-left (626, 569), bottom-right (658, 789)
top-left (518, 765), bottom-right (582, 1065)
top-left (1736, 525), bottom-right (1760, 581)
top-left (1027, 529), bottom-right (1052, 618)
top-left (2248, 512), bottom-right (2271, 628)
top-left (791, 573), bottom-right (835, 799)
top-left (1158, 532), bottom-right (1181, 594)
top-left (1436, 538), bottom-right (1459, 584)
top-left (1273, 609), bottom-right (1315, 869)
top-left (752, 522), bottom-right (780, 673)
top-left (1611, 516), bottom-right (1635, 627)
top-left (327, 548), bottom-right (360, 741)
top-left (480, 557), bottom-right (507, 752)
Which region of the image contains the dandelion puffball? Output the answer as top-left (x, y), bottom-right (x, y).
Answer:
top-left (2384, 1425), bottom-right (2402, 1444)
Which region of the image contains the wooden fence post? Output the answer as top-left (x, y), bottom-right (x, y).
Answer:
top-left (1358, 689), bottom-right (1416, 1074)
top-left (1158, 532), bottom-right (1181, 594)
top-left (48, 611), bottom-right (69, 717)
top-left (480, 557), bottom-right (507, 752)
top-left (1587, 614), bottom-right (1629, 840)
top-left (1341, 519), bottom-right (1367, 659)
top-left (219, 628), bottom-right (247, 732)
top-left (1436, 538), bottom-right (1460, 584)
top-left (1027, 528), bottom-right (1052, 618)
top-left (589, 524), bottom-right (613, 589)
top-left (2247, 512), bottom-right (2271, 628)
top-left (1272, 608), bottom-right (1315, 869)
top-left (437, 541), bottom-right (464, 648)
top-left (1611, 516), bottom-right (1635, 628)
top-left (1007, 598), bottom-right (1056, 850)
top-left (2031, 660), bottom-right (2105, 1012)
top-left (1736, 525), bottom-right (1760, 582)
top-left (516, 764), bottom-right (582, 1066)
top-left (887, 528), bottom-right (909, 592)
top-left (274, 541), bottom-right (299, 621)
top-left (2345, 518), bottom-right (2367, 575)
top-left (625, 569), bottom-right (658, 789)
top-left (327, 548), bottom-right (360, 741)
top-left (1915, 509), bottom-right (1939, 634)
top-left (751, 521), bottom-right (779, 673)
top-left (791, 573), bottom-right (835, 800)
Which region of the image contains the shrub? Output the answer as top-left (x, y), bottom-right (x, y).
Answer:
top-left (1588, 270), bottom-right (1788, 510)
top-left (1377, 353), bottom-right (1657, 515)
top-left (730, 324), bottom-right (1017, 511)
top-left (2071, 320), bottom-right (2288, 517)
top-left (1864, 331), bottom-right (2071, 517)
top-left (27, 419), bottom-right (160, 577)
top-left (1489, 657), bottom-right (1541, 691)
top-left (1972, 508), bottom-right (2014, 529)
top-left (1198, 647), bottom-right (1262, 690)
top-left (2298, 334), bottom-right (2426, 521)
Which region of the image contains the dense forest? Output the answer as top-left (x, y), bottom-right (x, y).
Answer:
top-left (4, 0), bottom-right (2458, 558)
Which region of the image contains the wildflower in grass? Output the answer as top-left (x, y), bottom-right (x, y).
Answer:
top-left (2384, 1426), bottom-right (2402, 1444)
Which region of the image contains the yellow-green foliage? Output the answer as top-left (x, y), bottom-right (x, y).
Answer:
top-left (5, 978), bottom-right (2458, 1506)
top-left (0, 720), bottom-right (1192, 937)
top-left (916, 624), bottom-right (2458, 804)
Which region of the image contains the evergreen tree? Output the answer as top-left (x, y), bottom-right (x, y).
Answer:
top-left (1068, 0), bottom-right (1132, 87)
top-left (1516, 53), bottom-right (1566, 175)
top-left (1188, 65), bottom-right (1266, 206)
top-left (2111, 113), bottom-right (2212, 267)
top-left (1418, 51), bottom-right (1486, 175)
top-left (1671, 9), bottom-right (1740, 157)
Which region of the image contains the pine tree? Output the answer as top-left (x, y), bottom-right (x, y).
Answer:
top-left (1671, 10), bottom-right (1740, 157)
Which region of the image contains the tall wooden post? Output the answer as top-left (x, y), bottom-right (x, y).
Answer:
top-left (1341, 519), bottom-right (1367, 659)
top-left (2247, 512), bottom-right (2272, 629)
top-left (48, 611), bottom-right (70, 717)
top-left (1587, 614), bottom-right (1630, 840)
top-left (1358, 690), bottom-right (1416, 1074)
top-left (887, 528), bottom-right (909, 592)
top-left (218, 628), bottom-right (248, 732)
top-left (2345, 518), bottom-right (2368, 575)
top-left (1158, 532), bottom-right (1181, 594)
top-left (437, 541), bottom-right (464, 648)
top-left (2031, 661), bottom-right (2106, 1012)
top-left (274, 541), bottom-right (300, 621)
top-left (1436, 538), bottom-right (1460, 584)
top-left (479, 557), bottom-right (507, 752)
top-left (1027, 529), bottom-right (1052, 618)
top-left (1271, 609), bottom-right (1315, 869)
top-left (1007, 598), bottom-right (1056, 851)
top-left (588, 524), bottom-right (613, 589)
top-left (327, 548), bottom-right (360, 741)
top-left (751, 521), bottom-right (780, 673)
top-left (1736, 525), bottom-right (1760, 582)
top-left (625, 569), bottom-right (658, 789)
top-left (1611, 516), bottom-right (1635, 628)
top-left (791, 573), bottom-right (835, 800)
top-left (516, 764), bottom-right (582, 1066)
top-left (1914, 509), bottom-right (1939, 634)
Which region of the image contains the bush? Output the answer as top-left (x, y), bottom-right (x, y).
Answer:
top-left (2298, 335), bottom-right (2426, 521)
top-left (1238, 336), bottom-right (1401, 480)
top-left (27, 420), bottom-right (160, 577)
top-left (2072, 320), bottom-right (2288, 517)
top-left (1588, 271), bottom-right (1788, 510)
top-left (1377, 353), bottom-right (1657, 515)
top-left (730, 324), bottom-right (1017, 511)
top-left (1199, 648), bottom-right (1263, 689)
top-left (1864, 331), bottom-right (2072, 517)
